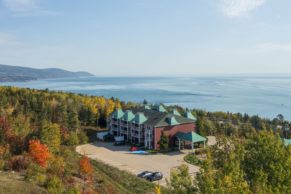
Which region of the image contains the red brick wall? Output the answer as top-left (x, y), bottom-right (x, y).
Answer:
top-left (153, 123), bottom-right (195, 149)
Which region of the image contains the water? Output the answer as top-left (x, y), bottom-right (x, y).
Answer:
top-left (1, 76), bottom-right (291, 120)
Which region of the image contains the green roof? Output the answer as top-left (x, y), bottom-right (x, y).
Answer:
top-left (185, 111), bottom-right (196, 121)
top-left (283, 138), bottom-right (291, 146)
top-left (121, 110), bottom-right (135, 121)
top-left (126, 107), bottom-right (195, 127)
top-left (112, 109), bottom-right (124, 119)
top-left (154, 104), bottom-right (167, 112)
top-left (176, 132), bottom-right (206, 143)
top-left (167, 116), bottom-right (179, 125)
top-left (133, 112), bottom-right (147, 124)
top-left (171, 109), bottom-right (181, 116)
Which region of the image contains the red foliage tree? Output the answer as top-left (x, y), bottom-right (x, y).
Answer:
top-left (28, 139), bottom-right (50, 167)
top-left (79, 155), bottom-right (93, 180)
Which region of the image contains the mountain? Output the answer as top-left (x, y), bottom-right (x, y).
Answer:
top-left (0, 64), bottom-right (94, 82)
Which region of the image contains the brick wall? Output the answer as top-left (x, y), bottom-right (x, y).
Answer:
top-left (153, 123), bottom-right (195, 149)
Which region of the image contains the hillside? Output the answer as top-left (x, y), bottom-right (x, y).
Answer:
top-left (0, 64), bottom-right (94, 82)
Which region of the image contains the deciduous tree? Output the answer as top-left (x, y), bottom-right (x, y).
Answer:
top-left (28, 139), bottom-right (50, 167)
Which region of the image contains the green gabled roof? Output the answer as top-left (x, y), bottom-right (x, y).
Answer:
top-left (121, 110), bottom-right (135, 121)
top-left (167, 116), bottom-right (179, 125)
top-left (283, 138), bottom-right (291, 146)
top-left (171, 109), bottom-right (181, 116)
top-left (176, 132), bottom-right (206, 143)
top-left (154, 104), bottom-right (167, 112)
top-left (125, 107), bottom-right (196, 127)
top-left (112, 109), bottom-right (124, 119)
top-left (184, 111), bottom-right (196, 121)
top-left (133, 112), bottom-right (147, 124)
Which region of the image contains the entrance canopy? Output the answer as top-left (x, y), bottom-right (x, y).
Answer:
top-left (176, 132), bottom-right (206, 143)
top-left (176, 132), bottom-right (206, 152)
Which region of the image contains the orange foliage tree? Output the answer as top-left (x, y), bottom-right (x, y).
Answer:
top-left (28, 139), bottom-right (50, 167)
top-left (79, 155), bottom-right (93, 180)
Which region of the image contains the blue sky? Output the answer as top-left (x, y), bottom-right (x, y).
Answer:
top-left (0, 0), bottom-right (291, 76)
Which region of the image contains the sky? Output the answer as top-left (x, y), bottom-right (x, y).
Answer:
top-left (0, 0), bottom-right (291, 76)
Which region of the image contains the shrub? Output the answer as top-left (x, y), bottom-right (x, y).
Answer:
top-left (46, 176), bottom-right (64, 194)
top-left (0, 159), bottom-right (5, 170)
top-left (184, 154), bottom-right (203, 166)
top-left (9, 155), bottom-right (30, 171)
top-left (35, 174), bottom-right (47, 186)
top-left (47, 155), bottom-right (65, 176)
top-left (66, 132), bottom-right (79, 146)
top-left (25, 162), bottom-right (46, 182)
top-left (79, 155), bottom-right (92, 180)
top-left (67, 187), bottom-right (81, 194)
top-left (194, 148), bottom-right (207, 155)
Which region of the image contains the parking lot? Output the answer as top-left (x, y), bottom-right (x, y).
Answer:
top-left (76, 141), bottom-right (199, 186)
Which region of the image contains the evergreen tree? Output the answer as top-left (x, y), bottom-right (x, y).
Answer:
top-left (158, 132), bottom-right (169, 150)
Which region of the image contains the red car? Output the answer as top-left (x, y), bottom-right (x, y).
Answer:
top-left (130, 146), bottom-right (139, 151)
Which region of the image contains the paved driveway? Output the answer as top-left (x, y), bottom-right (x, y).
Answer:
top-left (76, 141), bottom-right (199, 186)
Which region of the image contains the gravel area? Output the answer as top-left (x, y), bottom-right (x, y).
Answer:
top-left (76, 141), bottom-right (199, 186)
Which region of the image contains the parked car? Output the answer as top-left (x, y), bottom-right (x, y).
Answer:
top-left (130, 146), bottom-right (139, 151)
top-left (103, 133), bottom-right (114, 142)
top-left (137, 171), bottom-right (153, 179)
top-left (146, 172), bottom-right (163, 182)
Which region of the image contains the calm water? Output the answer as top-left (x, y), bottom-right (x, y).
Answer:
top-left (1, 76), bottom-right (291, 120)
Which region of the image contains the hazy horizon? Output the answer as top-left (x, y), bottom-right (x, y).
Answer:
top-left (1, 0), bottom-right (291, 76)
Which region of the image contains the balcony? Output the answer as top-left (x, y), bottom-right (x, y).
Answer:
top-left (111, 127), bottom-right (118, 131)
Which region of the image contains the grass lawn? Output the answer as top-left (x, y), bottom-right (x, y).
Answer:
top-left (0, 171), bottom-right (47, 194)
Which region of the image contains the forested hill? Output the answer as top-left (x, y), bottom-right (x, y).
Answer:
top-left (0, 86), bottom-right (290, 193)
top-left (0, 64), bottom-right (94, 82)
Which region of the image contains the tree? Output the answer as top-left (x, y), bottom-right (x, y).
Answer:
top-left (243, 130), bottom-right (291, 193)
top-left (40, 122), bottom-right (61, 153)
top-left (68, 107), bottom-right (80, 131)
top-left (143, 99), bottom-right (148, 105)
top-left (79, 155), bottom-right (93, 194)
top-left (66, 131), bottom-right (79, 146)
top-left (167, 164), bottom-right (198, 194)
top-left (28, 139), bottom-right (50, 167)
top-left (197, 150), bottom-right (216, 194)
top-left (158, 131), bottom-right (169, 150)
top-left (198, 140), bottom-right (250, 194)
top-left (79, 155), bottom-right (93, 180)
